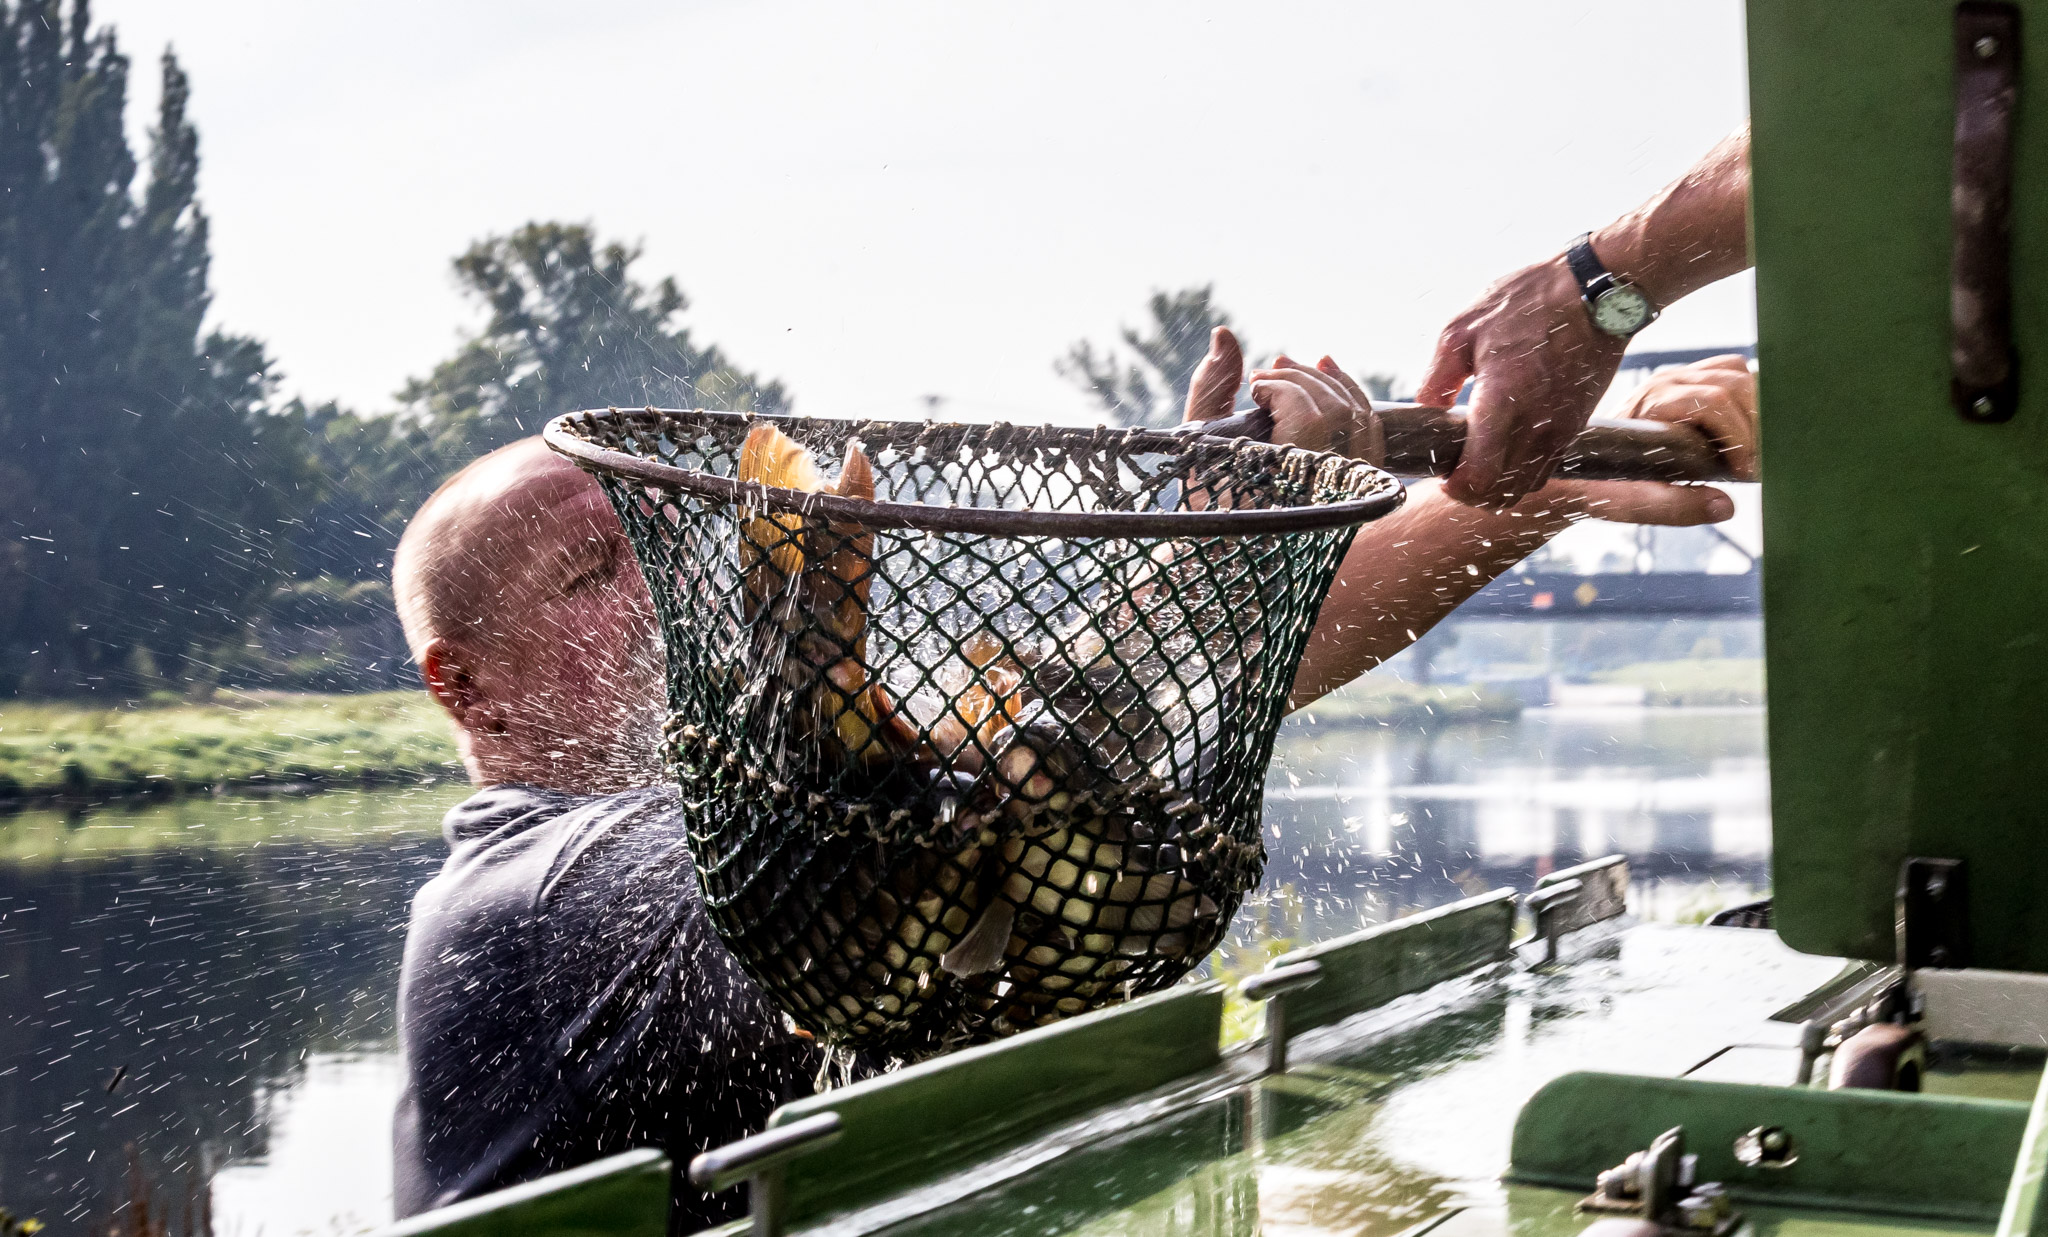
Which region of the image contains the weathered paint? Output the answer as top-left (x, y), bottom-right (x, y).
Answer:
top-left (764, 981), bottom-right (1225, 1227)
top-left (1749, 0), bottom-right (2048, 970)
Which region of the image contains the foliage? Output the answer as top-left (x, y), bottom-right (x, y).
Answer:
top-left (1058, 285), bottom-right (1242, 429)
top-left (397, 221), bottom-right (790, 462)
top-left (0, 3), bottom-right (791, 707)
top-left (0, 2), bottom-right (313, 697)
top-left (272, 223), bottom-right (796, 597)
top-left (0, 689), bottom-right (460, 799)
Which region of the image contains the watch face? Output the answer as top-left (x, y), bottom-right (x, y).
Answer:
top-left (1591, 285), bottom-right (1654, 336)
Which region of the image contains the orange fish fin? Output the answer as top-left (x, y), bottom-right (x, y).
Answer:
top-left (975, 685), bottom-right (1037, 749)
top-left (829, 441), bottom-right (875, 502)
top-left (820, 442), bottom-right (877, 642)
top-left (962, 630), bottom-right (1003, 668)
top-left (841, 680), bottom-right (924, 763)
top-left (738, 423), bottom-right (824, 589)
top-left (739, 422), bottom-right (826, 493)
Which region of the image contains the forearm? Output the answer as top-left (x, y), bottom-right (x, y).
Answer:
top-left (1287, 482), bottom-right (1574, 709)
top-left (1592, 124), bottom-right (1752, 306)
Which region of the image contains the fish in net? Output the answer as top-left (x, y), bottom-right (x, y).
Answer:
top-left (545, 409), bottom-right (1402, 1056)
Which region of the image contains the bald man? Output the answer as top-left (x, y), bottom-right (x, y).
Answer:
top-left (389, 439), bottom-right (823, 1227)
top-left (388, 357), bottom-right (1754, 1221)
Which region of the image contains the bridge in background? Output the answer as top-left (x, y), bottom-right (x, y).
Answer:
top-left (1455, 567), bottom-right (1759, 620)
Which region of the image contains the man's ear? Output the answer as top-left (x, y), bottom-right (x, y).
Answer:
top-left (420, 637), bottom-right (504, 736)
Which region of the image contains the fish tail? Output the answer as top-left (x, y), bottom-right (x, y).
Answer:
top-left (835, 678), bottom-right (923, 764)
top-left (820, 441), bottom-right (877, 656)
top-left (940, 899), bottom-right (1014, 977)
top-left (738, 423), bottom-right (825, 592)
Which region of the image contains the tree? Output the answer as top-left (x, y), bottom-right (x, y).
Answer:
top-left (273, 223), bottom-right (794, 608)
top-left (1059, 284), bottom-right (1401, 428)
top-left (397, 222), bottom-right (790, 463)
top-left (1058, 285), bottom-right (1240, 429)
top-left (0, 2), bottom-right (309, 696)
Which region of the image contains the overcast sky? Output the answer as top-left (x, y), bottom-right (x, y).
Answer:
top-left (92, 1), bottom-right (1755, 425)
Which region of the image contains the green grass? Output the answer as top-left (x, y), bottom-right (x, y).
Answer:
top-left (1286, 676), bottom-right (1523, 729)
top-left (1591, 657), bottom-right (1765, 707)
top-left (0, 690), bottom-right (462, 800)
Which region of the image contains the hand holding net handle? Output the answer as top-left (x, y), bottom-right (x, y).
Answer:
top-left (1196, 403), bottom-right (1735, 483)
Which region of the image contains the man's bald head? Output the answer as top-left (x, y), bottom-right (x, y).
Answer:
top-left (395, 437), bottom-right (662, 792)
top-left (396, 438), bottom-right (600, 663)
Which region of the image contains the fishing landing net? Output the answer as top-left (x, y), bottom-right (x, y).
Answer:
top-left (545, 409), bottom-right (1403, 1057)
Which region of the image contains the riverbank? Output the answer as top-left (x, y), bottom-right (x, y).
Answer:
top-left (0, 690), bottom-right (461, 802)
top-left (1284, 678), bottom-right (1524, 729)
top-left (1, 658), bottom-right (1763, 805)
top-left (1593, 657), bottom-right (1764, 707)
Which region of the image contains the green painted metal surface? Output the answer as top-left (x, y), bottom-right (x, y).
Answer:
top-left (1430, 1186), bottom-right (1996, 1237)
top-left (1996, 1071), bottom-right (2048, 1237)
top-left (1749, 0), bottom-right (2048, 968)
top-left (872, 1092), bottom-right (1253, 1237)
top-left (371, 1148), bottom-right (669, 1237)
top-left (764, 981), bottom-right (1224, 1228)
top-left (1265, 888), bottom-right (1514, 1037)
top-left (1510, 1073), bottom-right (2029, 1222)
top-left (849, 926), bottom-right (1838, 1237)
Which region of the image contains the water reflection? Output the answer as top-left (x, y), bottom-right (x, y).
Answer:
top-left (0, 707), bottom-right (1768, 1233)
top-left (1248, 706), bottom-right (1768, 946)
top-left (0, 788), bottom-right (459, 1232)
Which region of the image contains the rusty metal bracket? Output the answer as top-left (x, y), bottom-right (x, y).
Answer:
top-left (1898, 857), bottom-right (1970, 969)
top-left (1951, 1), bottom-right (2022, 422)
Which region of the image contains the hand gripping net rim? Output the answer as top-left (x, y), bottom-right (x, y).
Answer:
top-left (544, 408), bottom-right (1403, 1055)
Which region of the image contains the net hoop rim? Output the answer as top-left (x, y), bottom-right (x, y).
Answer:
top-left (543, 407), bottom-right (1406, 538)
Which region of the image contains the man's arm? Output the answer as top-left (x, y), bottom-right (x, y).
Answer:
top-left (1183, 328), bottom-right (1755, 708)
top-left (1415, 125), bottom-right (1753, 507)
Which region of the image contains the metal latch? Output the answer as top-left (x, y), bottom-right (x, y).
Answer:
top-left (1579, 1127), bottom-right (1742, 1237)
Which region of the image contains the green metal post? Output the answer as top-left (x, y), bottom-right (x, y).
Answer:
top-left (1997, 1070), bottom-right (2048, 1237)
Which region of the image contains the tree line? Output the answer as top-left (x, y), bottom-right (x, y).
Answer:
top-left (0, 0), bottom-right (1292, 700)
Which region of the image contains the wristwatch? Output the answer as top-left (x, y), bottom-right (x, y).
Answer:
top-left (1564, 233), bottom-right (1658, 338)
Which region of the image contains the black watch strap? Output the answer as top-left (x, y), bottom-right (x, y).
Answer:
top-left (1564, 232), bottom-right (1615, 298)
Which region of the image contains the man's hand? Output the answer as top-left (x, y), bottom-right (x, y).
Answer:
top-left (1415, 257), bottom-right (1625, 506)
top-left (1288, 355), bottom-right (1757, 708)
top-left (1542, 355), bottom-right (1756, 527)
top-left (1415, 125), bottom-right (1756, 509)
top-left (1614, 353), bottom-right (1758, 481)
top-left (1183, 326), bottom-right (1385, 464)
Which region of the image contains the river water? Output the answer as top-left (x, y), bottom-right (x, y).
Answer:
top-left (0, 705), bottom-right (1768, 1234)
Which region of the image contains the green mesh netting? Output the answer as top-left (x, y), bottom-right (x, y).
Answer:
top-left (547, 409), bottom-right (1402, 1056)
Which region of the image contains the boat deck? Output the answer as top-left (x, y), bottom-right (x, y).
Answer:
top-left (858, 925), bottom-right (1865, 1236)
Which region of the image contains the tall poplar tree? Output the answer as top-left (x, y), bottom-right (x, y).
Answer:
top-left (0, 1), bottom-right (302, 695)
